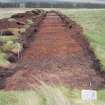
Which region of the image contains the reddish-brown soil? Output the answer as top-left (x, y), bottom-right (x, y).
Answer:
top-left (0, 11), bottom-right (104, 90)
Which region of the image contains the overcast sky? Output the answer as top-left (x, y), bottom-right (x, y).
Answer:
top-left (1, 0), bottom-right (105, 4)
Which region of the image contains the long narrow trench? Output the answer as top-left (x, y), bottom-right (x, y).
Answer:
top-left (4, 12), bottom-right (104, 90)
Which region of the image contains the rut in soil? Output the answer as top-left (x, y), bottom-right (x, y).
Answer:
top-left (2, 12), bottom-right (104, 90)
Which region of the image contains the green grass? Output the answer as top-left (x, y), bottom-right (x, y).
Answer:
top-left (61, 9), bottom-right (105, 70)
top-left (0, 36), bottom-right (19, 67)
top-left (0, 36), bottom-right (18, 42)
top-left (0, 50), bottom-right (9, 65)
top-left (0, 85), bottom-right (105, 105)
top-left (2, 41), bottom-right (22, 53)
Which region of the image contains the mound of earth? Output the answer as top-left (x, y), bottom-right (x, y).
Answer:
top-left (0, 10), bottom-right (104, 90)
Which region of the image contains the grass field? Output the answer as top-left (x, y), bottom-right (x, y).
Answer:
top-left (0, 85), bottom-right (105, 105)
top-left (0, 8), bottom-right (105, 105)
top-left (61, 9), bottom-right (105, 71)
top-left (0, 8), bottom-right (34, 19)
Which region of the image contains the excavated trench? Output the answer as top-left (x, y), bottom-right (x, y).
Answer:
top-left (0, 10), bottom-right (104, 90)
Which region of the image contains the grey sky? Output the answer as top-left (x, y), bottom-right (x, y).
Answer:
top-left (0, 0), bottom-right (105, 4)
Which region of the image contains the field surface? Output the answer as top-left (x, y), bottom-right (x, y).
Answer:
top-left (0, 10), bottom-right (103, 90)
top-left (0, 8), bottom-right (105, 105)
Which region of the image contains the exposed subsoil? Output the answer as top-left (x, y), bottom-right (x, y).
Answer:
top-left (0, 11), bottom-right (105, 90)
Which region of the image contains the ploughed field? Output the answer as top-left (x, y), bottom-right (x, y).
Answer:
top-left (0, 10), bottom-right (104, 90)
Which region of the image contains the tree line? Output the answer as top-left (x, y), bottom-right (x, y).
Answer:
top-left (0, 2), bottom-right (105, 8)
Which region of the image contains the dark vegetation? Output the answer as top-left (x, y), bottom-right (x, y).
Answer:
top-left (0, 2), bottom-right (105, 8)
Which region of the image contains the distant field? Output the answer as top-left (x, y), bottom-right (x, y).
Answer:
top-left (0, 8), bottom-right (34, 19)
top-left (0, 8), bottom-right (105, 105)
